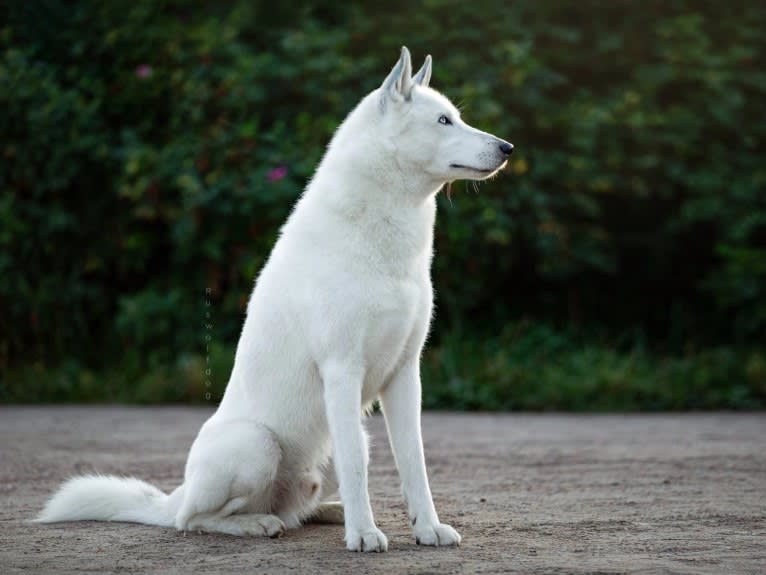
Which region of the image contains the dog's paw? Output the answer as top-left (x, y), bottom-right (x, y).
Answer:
top-left (254, 515), bottom-right (286, 538)
top-left (235, 514), bottom-right (286, 538)
top-left (306, 501), bottom-right (345, 525)
top-left (414, 522), bottom-right (461, 547)
top-left (345, 526), bottom-right (388, 552)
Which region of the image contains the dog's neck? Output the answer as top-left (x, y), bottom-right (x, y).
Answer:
top-left (295, 151), bottom-right (436, 278)
top-left (291, 95), bottom-right (441, 275)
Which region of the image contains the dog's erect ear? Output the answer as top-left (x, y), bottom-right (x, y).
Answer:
top-left (379, 46), bottom-right (413, 113)
top-left (413, 55), bottom-right (432, 88)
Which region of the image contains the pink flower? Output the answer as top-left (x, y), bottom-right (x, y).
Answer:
top-left (135, 64), bottom-right (153, 79)
top-left (267, 165), bottom-right (288, 182)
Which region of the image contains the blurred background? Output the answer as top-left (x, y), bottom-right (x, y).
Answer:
top-left (1, 1), bottom-right (764, 409)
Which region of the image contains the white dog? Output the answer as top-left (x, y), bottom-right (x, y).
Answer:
top-left (36, 47), bottom-right (513, 552)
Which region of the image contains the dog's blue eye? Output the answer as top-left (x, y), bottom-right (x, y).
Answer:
top-left (438, 115), bottom-right (452, 125)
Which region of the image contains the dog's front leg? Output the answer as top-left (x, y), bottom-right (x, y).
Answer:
top-left (379, 360), bottom-right (462, 547)
top-left (322, 362), bottom-right (388, 552)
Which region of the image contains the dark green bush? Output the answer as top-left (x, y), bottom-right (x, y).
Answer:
top-left (421, 324), bottom-right (766, 411)
top-left (1, 1), bottom-right (764, 407)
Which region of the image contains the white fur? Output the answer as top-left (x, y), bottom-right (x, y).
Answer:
top-left (36, 47), bottom-right (512, 552)
top-left (35, 475), bottom-right (178, 526)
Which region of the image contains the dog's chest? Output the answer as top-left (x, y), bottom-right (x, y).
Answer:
top-left (349, 205), bottom-right (434, 400)
top-left (359, 274), bottom-right (425, 402)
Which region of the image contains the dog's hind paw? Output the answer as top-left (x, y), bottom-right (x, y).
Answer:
top-left (414, 522), bottom-right (461, 547)
top-left (345, 526), bottom-right (388, 552)
top-left (258, 515), bottom-right (286, 538)
top-left (236, 514), bottom-right (286, 538)
top-left (306, 501), bottom-right (344, 525)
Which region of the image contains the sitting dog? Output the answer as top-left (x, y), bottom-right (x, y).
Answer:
top-left (37, 46), bottom-right (513, 552)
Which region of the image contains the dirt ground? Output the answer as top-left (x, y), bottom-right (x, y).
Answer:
top-left (1, 407), bottom-right (764, 574)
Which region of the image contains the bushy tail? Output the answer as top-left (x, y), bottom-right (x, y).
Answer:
top-left (34, 474), bottom-right (178, 527)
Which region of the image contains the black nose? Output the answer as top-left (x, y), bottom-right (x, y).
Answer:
top-left (499, 141), bottom-right (514, 156)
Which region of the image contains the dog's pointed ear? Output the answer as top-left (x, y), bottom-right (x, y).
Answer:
top-left (413, 55), bottom-right (432, 88)
top-left (379, 46), bottom-right (413, 113)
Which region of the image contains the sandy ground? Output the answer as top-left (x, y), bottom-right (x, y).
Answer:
top-left (0, 407), bottom-right (764, 574)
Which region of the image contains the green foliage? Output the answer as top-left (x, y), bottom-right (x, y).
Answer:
top-left (1, 0), bottom-right (764, 407)
top-left (422, 324), bottom-right (766, 411)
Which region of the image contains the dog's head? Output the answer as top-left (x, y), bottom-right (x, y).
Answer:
top-left (377, 47), bottom-right (513, 184)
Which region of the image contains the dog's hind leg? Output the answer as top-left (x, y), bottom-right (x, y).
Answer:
top-left (175, 419), bottom-right (285, 537)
